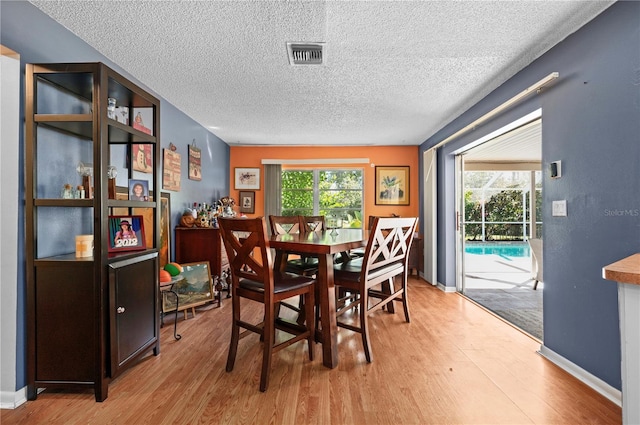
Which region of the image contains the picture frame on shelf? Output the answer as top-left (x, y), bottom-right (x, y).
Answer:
top-left (375, 166), bottom-right (410, 206)
top-left (129, 179), bottom-right (149, 201)
top-left (132, 107), bottom-right (153, 135)
top-left (108, 215), bottom-right (146, 253)
top-left (132, 144), bottom-right (153, 173)
top-left (234, 167), bottom-right (260, 190)
top-left (239, 191), bottom-right (255, 214)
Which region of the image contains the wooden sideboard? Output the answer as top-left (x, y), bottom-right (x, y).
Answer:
top-left (174, 227), bottom-right (230, 285)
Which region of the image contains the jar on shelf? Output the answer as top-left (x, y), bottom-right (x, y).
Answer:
top-left (61, 184), bottom-right (73, 199)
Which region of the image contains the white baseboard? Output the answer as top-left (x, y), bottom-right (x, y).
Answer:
top-left (0, 386), bottom-right (27, 409)
top-left (436, 282), bottom-right (457, 293)
top-left (538, 345), bottom-right (621, 406)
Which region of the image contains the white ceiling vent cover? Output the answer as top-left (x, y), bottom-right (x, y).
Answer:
top-left (287, 42), bottom-right (325, 65)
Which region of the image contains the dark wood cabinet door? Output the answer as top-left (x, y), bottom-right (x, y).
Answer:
top-left (109, 254), bottom-right (159, 377)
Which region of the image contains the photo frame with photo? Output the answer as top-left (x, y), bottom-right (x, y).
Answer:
top-left (239, 190), bottom-right (255, 214)
top-left (108, 215), bottom-right (146, 253)
top-left (129, 179), bottom-right (149, 201)
top-left (234, 167), bottom-right (260, 190)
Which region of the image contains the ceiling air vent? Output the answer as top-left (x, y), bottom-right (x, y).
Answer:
top-left (287, 42), bottom-right (325, 66)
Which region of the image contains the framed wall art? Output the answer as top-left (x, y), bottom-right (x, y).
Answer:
top-left (375, 166), bottom-right (410, 206)
top-left (234, 167), bottom-right (260, 190)
top-left (163, 148), bottom-right (181, 191)
top-left (239, 190), bottom-right (255, 214)
top-left (108, 215), bottom-right (146, 253)
top-left (161, 261), bottom-right (215, 313)
top-left (188, 144), bottom-right (201, 181)
top-left (159, 192), bottom-right (171, 269)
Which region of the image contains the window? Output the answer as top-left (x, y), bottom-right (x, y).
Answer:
top-left (281, 169), bottom-right (363, 228)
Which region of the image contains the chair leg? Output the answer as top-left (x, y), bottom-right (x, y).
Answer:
top-left (381, 278), bottom-right (396, 313)
top-left (304, 288), bottom-right (316, 361)
top-left (401, 276), bottom-right (410, 323)
top-left (533, 279), bottom-right (539, 290)
top-left (360, 290), bottom-right (373, 363)
top-left (226, 293), bottom-right (241, 373)
top-left (260, 303), bottom-right (276, 392)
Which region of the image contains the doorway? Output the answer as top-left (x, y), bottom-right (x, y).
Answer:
top-left (455, 117), bottom-right (543, 340)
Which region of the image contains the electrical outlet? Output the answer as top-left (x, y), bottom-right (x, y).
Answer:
top-left (552, 200), bottom-right (567, 217)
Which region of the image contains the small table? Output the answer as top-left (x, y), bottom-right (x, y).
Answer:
top-left (270, 229), bottom-right (367, 368)
top-left (160, 277), bottom-right (182, 340)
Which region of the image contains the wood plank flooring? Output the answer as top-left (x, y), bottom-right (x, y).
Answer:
top-left (1, 278), bottom-right (621, 424)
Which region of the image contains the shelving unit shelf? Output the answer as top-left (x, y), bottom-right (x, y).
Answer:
top-left (25, 62), bottom-right (161, 402)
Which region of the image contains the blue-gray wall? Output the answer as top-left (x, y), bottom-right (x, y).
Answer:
top-left (420, 1), bottom-right (640, 390)
top-left (1, 1), bottom-right (230, 390)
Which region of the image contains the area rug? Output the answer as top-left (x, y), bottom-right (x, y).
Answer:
top-left (463, 288), bottom-right (543, 340)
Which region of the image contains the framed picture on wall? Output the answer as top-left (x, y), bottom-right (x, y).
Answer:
top-left (375, 166), bottom-right (410, 206)
top-left (234, 167), bottom-right (260, 190)
top-left (239, 191), bottom-right (255, 214)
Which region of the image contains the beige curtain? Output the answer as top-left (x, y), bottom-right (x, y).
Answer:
top-left (263, 164), bottom-right (281, 227)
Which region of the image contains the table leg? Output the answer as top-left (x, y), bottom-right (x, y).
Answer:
top-left (318, 253), bottom-right (339, 368)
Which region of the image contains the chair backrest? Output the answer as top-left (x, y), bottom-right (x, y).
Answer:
top-left (219, 217), bottom-right (274, 301)
top-left (367, 214), bottom-right (400, 229)
top-left (528, 238), bottom-right (543, 281)
top-left (300, 215), bottom-right (325, 233)
top-left (361, 217), bottom-right (418, 287)
top-left (268, 215), bottom-right (301, 236)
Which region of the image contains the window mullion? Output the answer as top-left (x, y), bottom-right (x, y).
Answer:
top-left (313, 169), bottom-right (320, 215)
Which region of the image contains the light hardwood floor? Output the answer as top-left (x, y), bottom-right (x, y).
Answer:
top-left (1, 278), bottom-right (620, 424)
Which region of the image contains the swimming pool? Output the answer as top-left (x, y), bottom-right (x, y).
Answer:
top-left (465, 242), bottom-right (530, 258)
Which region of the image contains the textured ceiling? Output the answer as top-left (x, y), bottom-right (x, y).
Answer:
top-left (29, 1), bottom-right (612, 147)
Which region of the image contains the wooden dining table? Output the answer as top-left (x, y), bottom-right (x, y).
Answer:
top-left (270, 229), bottom-right (368, 368)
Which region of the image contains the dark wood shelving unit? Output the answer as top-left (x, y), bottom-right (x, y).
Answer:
top-left (25, 62), bottom-right (161, 402)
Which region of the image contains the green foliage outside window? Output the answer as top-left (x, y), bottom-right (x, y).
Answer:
top-left (282, 169), bottom-right (363, 228)
top-left (465, 188), bottom-right (542, 241)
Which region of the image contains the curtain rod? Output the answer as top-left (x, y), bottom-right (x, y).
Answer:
top-left (261, 158), bottom-right (370, 165)
top-left (432, 72), bottom-right (559, 150)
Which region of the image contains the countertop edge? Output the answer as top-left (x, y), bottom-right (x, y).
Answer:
top-left (602, 253), bottom-right (640, 286)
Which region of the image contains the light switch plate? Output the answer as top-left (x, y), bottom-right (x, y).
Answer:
top-left (552, 200), bottom-right (567, 217)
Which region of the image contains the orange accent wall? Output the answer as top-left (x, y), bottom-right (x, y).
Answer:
top-left (229, 146), bottom-right (419, 223)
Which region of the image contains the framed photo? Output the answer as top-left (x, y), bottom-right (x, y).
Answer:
top-left (129, 179), bottom-right (149, 201)
top-left (159, 192), bottom-right (171, 269)
top-left (161, 262), bottom-right (215, 313)
top-left (234, 167), bottom-right (260, 190)
top-left (108, 215), bottom-right (146, 253)
top-left (375, 166), bottom-right (410, 206)
top-left (239, 191), bottom-right (255, 214)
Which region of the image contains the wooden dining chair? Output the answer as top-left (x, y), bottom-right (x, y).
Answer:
top-left (218, 217), bottom-right (315, 392)
top-left (268, 215), bottom-right (319, 277)
top-left (299, 215), bottom-right (325, 233)
top-left (333, 216), bottom-right (418, 362)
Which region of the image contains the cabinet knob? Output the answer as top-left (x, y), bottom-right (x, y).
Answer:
top-left (117, 306), bottom-right (125, 314)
